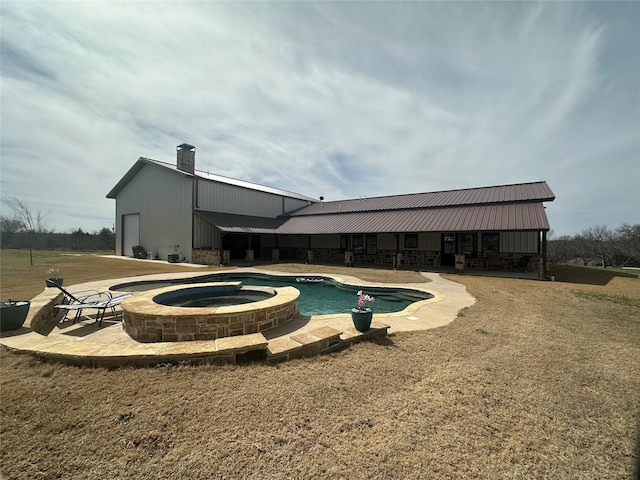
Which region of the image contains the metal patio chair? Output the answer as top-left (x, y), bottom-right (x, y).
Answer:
top-left (55, 292), bottom-right (133, 326)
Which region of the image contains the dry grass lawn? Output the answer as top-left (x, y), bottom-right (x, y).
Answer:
top-left (1, 251), bottom-right (639, 479)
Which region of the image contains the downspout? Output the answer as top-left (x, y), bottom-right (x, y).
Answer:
top-left (191, 176), bottom-right (198, 262)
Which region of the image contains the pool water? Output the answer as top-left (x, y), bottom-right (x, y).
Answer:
top-left (113, 274), bottom-right (432, 316)
top-left (157, 293), bottom-right (273, 308)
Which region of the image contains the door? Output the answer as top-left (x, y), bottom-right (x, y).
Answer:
top-left (222, 233), bottom-right (248, 260)
top-left (441, 232), bottom-right (457, 266)
top-left (122, 214), bottom-right (140, 257)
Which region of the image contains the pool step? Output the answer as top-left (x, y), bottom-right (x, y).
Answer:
top-left (340, 321), bottom-right (390, 344)
top-left (266, 322), bottom-right (390, 363)
top-left (267, 326), bottom-right (342, 362)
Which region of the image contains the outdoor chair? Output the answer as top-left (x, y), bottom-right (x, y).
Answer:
top-left (55, 292), bottom-right (133, 326)
top-left (46, 279), bottom-right (112, 307)
top-left (514, 255), bottom-right (532, 272)
top-left (132, 245), bottom-right (147, 259)
top-left (46, 279), bottom-right (130, 323)
top-left (487, 253), bottom-right (502, 270)
top-left (465, 253), bottom-right (479, 269)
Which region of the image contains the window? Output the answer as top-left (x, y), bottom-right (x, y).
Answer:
top-left (482, 232), bottom-right (499, 256)
top-left (353, 235), bottom-right (364, 254)
top-left (461, 233), bottom-right (477, 255)
top-left (404, 233), bottom-right (418, 249)
top-left (366, 234), bottom-right (377, 255)
top-left (340, 234), bottom-right (349, 252)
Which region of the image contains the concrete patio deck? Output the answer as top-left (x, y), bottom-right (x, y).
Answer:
top-left (0, 265), bottom-right (478, 367)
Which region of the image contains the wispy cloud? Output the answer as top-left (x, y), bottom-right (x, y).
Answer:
top-left (1, 2), bottom-right (638, 235)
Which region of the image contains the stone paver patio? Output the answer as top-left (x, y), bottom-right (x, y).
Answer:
top-left (0, 265), bottom-right (477, 367)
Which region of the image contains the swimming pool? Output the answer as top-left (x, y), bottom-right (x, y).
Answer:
top-left (112, 273), bottom-right (433, 316)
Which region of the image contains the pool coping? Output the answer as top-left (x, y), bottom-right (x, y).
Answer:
top-left (0, 267), bottom-right (476, 367)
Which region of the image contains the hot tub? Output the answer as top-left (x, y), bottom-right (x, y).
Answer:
top-left (121, 282), bottom-right (299, 342)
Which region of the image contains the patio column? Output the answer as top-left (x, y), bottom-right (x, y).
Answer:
top-left (394, 233), bottom-right (401, 270)
top-left (541, 230), bottom-right (548, 279)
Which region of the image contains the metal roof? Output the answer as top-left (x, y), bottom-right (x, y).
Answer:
top-left (197, 202), bottom-right (550, 235)
top-left (195, 181), bottom-right (554, 234)
top-left (275, 202), bottom-right (550, 234)
top-left (107, 157), bottom-right (318, 203)
top-left (288, 181), bottom-right (555, 216)
top-left (195, 211), bottom-right (285, 234)
top-left (112, 163), bottom-right (555, 234)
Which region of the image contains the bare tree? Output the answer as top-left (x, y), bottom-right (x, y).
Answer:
top-left (581, 225), bottom-right (617, 268)
top-left (547, 234), bottom-right (577, 264)
top-left (617, 223), bottom-right (640, 266)
top-left (542, 223), bottom-right (639, 267)
top-left (2, 196), bottom-right (49, 265)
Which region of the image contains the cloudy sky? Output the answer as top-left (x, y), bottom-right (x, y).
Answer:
top-left (1, 2), bottom-right (638, 236)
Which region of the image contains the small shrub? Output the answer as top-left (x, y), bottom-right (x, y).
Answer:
top-left (118, 412), bottom-right (135, 424)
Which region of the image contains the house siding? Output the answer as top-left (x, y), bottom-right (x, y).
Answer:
top-left (114, 164), bottom-right (193, 261)
top-left (193, 215), bottom-right (221, 249)
top-left (197, 180), bottom-right (311, 218)
top-left (378, 233), bottom-right (396, 250)
top-left (500, 231), bottom-right (539, 253)
top-left (310, 235), bottom-right (340, 249)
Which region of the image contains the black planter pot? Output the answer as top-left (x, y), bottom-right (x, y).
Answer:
top-left (350, 308), bottom-right (373, 332)
top-left (0, 300), bottom-right (31, 331)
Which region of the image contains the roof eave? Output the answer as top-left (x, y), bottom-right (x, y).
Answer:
top-left (106, 157), bottom-right (148, 199)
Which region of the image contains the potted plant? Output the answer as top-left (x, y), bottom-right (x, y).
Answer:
top-left (351, 290), bottom-right (375, 332)
top-left (46, 268), bottom-right (63, 287)
top-left (0, 300), bottom-right (31, 331)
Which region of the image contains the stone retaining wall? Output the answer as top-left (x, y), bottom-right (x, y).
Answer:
top-left (28, 290), bottom-right (63, 336)
top-left (122, 283), bottom-right (300, 342)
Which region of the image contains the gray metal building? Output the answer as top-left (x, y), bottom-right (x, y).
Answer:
top-left (106, 144), bottom-right (317, 262)
top-left (107, 144), bottom-right (555, 274)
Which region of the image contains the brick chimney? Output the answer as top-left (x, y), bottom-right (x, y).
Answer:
top-left (176, 143), bottom-right (195, 174)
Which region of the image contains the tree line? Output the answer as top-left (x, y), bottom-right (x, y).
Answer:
top-left (0, 227), bottom-right (115, 252)
top-left (1, 196), bottom-right (638, 268)
top-left (1, 196), bottom-right (115, 258)
top-left (547, 224), bottom-right (640, 268)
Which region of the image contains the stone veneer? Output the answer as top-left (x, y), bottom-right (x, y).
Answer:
top-left (283, 248), bottom-right (443, 268)
top-left (121, 282), bottom-right (299, 343)
top-left (192, 249), bottom-right (231, 266)
top-left (274, 248), bottom-right (536, 271)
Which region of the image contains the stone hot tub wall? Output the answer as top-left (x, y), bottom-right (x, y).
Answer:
top-left (121, 282), bottom-right (300, 343)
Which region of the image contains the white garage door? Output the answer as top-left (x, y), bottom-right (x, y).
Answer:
top-left (123, 214), bottom-right (140, 257)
